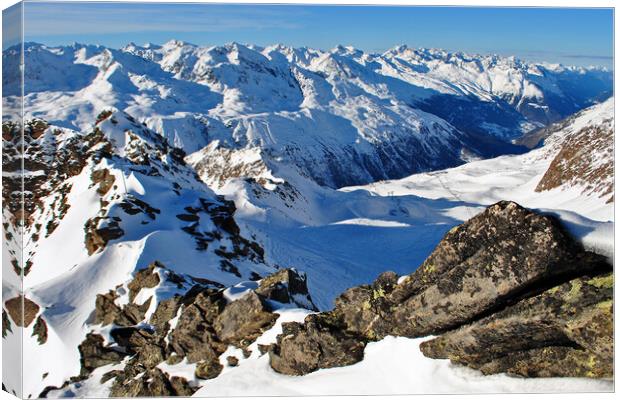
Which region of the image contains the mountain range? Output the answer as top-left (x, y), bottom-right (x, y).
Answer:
top-left (2, 41), bottom-right (612, 187)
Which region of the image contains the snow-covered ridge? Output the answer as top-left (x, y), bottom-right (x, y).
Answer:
top-left (2, 41), bottom-right (611, 188)
top-left (2, 110), bottom-right (280, 397)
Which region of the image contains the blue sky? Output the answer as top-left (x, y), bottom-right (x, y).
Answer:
top-left (9, 2), bottom-right (615, 67)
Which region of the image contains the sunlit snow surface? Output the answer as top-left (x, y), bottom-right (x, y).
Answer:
top-left (197, 333), bottom-right (612, 396)
top-left (45, 307), bottom-right (611, 397)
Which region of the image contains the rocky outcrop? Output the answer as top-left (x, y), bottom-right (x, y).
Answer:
top-left (79, 334), bottom-right (126, 375)
top-left (386, 201), bottom-right (609, 337)
top-left (214, 291), bottom-right (278, 345)
top-left (107, 368), bottom-right (195, 397)
top-left (536, 121), bottom-right (614, 203)
top-left (32, 316), bottom-right (48, 345)
top-left (127, 263), bottom-right (160, 302)
top-left (84, 216), bottom-right (124, 255)
top-left (58, 266), bottom-right (316, 397)
top-left (269, 313), bottom-right (366, 375)
top-left (93, 290), bottom-right (152, 327)
top-left (91, 169), bottom-right (116, 196)
top-left (92, 284), bottom-right (278, 394)
top-left (256, 268), bottom-right (318, 311)
top-left (269, 201), bottom-right (613, 378)
top-left (420, 273), bottom-right (613, 378)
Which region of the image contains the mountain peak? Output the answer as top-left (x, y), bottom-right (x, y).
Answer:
top-left (163, 39), bottom-right (196, 49)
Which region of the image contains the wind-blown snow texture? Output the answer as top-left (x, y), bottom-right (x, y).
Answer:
top-left (1, 40), bottom-right (614, 397)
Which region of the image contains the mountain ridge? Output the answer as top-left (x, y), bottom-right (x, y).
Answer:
top-left (3, 41), bottom-right (611, 188)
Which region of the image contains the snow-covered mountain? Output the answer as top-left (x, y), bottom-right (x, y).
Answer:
top-left (2, 41), bottom-right (611, 188)
top-left (356, 98), bottom-right (614, 222)
top-left (2, 99), bottom-right (613, 397)
top-left (1, 40), bottom-right (614, 398)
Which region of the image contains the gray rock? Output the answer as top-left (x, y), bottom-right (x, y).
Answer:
top-left (194, 359), bottom-right (223, 380)
top-left (388, 201), bottom-right (610, 337)
top-left (269, 313), bottom-right (366, 375)
top-left (420, 273), bottom-right (613, 378)
top-left (78, 334), bottom-right (125, 375)
top-left (256, 268), bottom-right (318, 310)
top-left (127, 262), bottom-right (161, 303)
top-left (109, 367), bottom-right (195, 397)
top-left (214, 291), bottom-right (278, 346)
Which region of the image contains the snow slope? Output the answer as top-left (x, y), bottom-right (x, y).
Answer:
top-left (213, 98), bottom-right (614, 312)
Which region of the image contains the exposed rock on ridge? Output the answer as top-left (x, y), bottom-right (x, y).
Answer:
top-left (268, 201), bottom-right (613, 378)
top-left (42, 266), bottom-right (316, 397)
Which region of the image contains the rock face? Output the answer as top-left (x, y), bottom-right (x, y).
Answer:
top-left (107, 368), bottom-right (195, 397)
top-left (269, 201), bottom-right (613, 378)
top-left (269, 313), bottom-right (366, 375)
top-left (387, 200), bottom-right (610, 337)
top-left (420, 273), bottom-right (613, 378)
top-left (536, 121), bottom-right (614, 204)
top-left (78, 334), bottom-right (126, 375)
top-left (214, 291), bottom-right (278, 345)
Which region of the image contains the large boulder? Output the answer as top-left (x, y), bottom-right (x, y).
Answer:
top-left (214, 291), bottom-right (278, 346)
top-left (78, 334), bottom-right (125, 376)
top-left (333, 271), bottom-right (399, 340)
top-left (168, 288), bottom-right (226, 363)
top-left (149, 295), bottom-right (181, 331)
top-left (268, 201), bottom-right (613, 377)
top-left (420, 273), bottom-right (613, 378)
top-left (94, 290), bottom-right (152, 327)
top-left (84, 216), bottom-right (124, 255)
top-left (269, 313), bottom-right (366, 375)
top-left (127, 262), bottom-right (161, 302)
top-left (387, 201), bottom-right (610, 337)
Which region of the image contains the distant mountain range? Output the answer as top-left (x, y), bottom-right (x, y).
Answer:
top-left (2, 41), bottom-right (612, 187)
